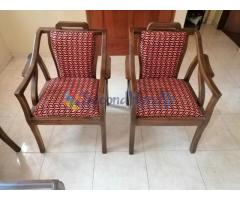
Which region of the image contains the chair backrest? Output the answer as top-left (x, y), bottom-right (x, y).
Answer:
top-left (49, 25), bottom-right (96, 78)
top-left (139, 29), bottom-right (188, 79)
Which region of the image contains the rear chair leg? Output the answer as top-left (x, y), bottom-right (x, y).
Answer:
top-left (106, 80), bottom-right (109, 105)
top-left (29, 124), bottom-right (45, 153)
top-left (129, 122), bottom-right (135, 155)
top-left (190, 122), bottom-right (208, 153)
top-left (101, 120), bottom-right (107, 154)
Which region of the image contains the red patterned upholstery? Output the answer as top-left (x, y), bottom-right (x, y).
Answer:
top-left (139, 31), bottom-right (188, 78)
top-left (136, 78), bottom-right (203, 118)
top-left (49, 31), bottom-right (96, 78)
top-left (33, 78), bottom-right (100, 118)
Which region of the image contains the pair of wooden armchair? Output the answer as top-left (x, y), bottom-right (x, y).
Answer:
top-left (15, 21), bottom-right (221, 155)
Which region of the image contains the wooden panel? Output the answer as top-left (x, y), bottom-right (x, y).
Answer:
top-left (87, 10), bottom-right (175, 55)
top-left (224, 11), bottom-right (240, 33)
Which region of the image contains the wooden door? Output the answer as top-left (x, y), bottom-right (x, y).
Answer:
top-left (87, 10), bottom-right (175, 55)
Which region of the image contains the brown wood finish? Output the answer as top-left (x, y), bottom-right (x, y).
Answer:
top-left (0, 127), bottom-right (21, 152)
top-left (126, 22), bottom-right (222, 154)
top-left (15, 22), bottom-right (110, 154)
top-left (87, 10), bottom-right (175, 55)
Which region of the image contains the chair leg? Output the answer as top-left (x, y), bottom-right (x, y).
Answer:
top-left (106, 80), bottom-right (109, 105)
top-left (129, 122), bottom-right (135, 155)
top-left (190, 122), bottom-right (208, 153)
top-left (100, 120), bottom-right (107, 154)
top-left (126, 80), bottom-right (129, 106)
top-left (28, 124), bottom-right (45, 153)
top-left (0, 127), bottom-right (21, 152)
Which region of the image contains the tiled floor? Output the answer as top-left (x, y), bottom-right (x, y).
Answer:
top-left (0, 24), bottom-right (240, 189)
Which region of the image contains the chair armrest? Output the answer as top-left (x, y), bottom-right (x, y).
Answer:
top-left (195, 31), bottom-right (222, 119)
top-left (203, 54), bottom-right (214, 78)
top-left (22, 53), bottom-right (32, 77)
top-left (15, 28), bottom-right (44, 119)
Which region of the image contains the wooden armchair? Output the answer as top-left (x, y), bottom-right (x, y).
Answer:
top-left (15, 21), bottom-right (111, 153)
top-left (126, 22), bottom-right (221, 154)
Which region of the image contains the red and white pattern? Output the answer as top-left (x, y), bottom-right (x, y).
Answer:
top-left (49, 30), bottom-right (96, 78)
top-left (136, 78), bottom-right (203, 118)
top-left (33, 78), bottom-right (100, 118)
top-left (139, 31), bottom-right (188, 78)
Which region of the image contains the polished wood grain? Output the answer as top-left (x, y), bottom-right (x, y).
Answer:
top-left (126, 22), bottom-right (221, 154)
top-left (15, 22), bottom-right (110, 154)
top-left (87, 10), bottom-right (175, 55)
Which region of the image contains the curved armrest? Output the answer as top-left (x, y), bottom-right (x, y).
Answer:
top-left (22, 53), bottom-right (32, 77)
top-left (194, 31), bottom-right (222, 119)
top-left (14, 28), bottom-right (44, 119)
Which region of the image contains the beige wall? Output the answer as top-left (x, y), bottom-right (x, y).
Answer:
top-left (0, 11), bottom-right (87, 56)
top-left (0, 10), bottom-right (186, 57)
top-left (174, 10), bottom-right (187, 27)
top-left (0, 33), bottom-right (12, 71)
top-left (206, 10), bottom-right (223, 26)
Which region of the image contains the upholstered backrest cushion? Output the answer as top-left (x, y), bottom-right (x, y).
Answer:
top-left (49, 30), bottom-right (96, 78)
top-left (139, 31), bottom-right (188, 78)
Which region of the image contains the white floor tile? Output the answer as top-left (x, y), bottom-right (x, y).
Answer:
top-left (197, 151), bottom-right (240, 189)
top-left (96, 111), bottom-right (143, 152)
top-left (93, 152), bottom-right (148, 189)
top-left (0, 152), bottom-right (44, 181)
top-left (142, 126), bottom-right (189, 151)
top-left (185, 114), bottom-right (239, 150)
top-left (47, 125), bottom-right (97, 152)
top-left (1, 116), bottom-right (54, 153)
top-left (222, 114), bottom-right (240, 147)
top-left (40, 153), bottom-right (95, 189)
top-left (146, 151), bottom-right (205, 189)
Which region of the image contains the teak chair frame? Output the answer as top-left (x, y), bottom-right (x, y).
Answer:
top-left (125, 22), bottom-right (222, 154)
top-left (15, 21), bottom-right (111, 154)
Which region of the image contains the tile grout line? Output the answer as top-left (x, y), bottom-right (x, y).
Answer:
top-left (194, 154), bottom-right (207, 190)
top-left (140, 127), bottom-right (150, 190)
top-left (37, 153), bottom-right (46, 179)
top-left (91, 127), bottom-right (98, 190)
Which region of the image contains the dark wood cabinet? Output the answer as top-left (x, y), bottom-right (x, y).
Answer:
top-left (87, 10), bottom-right (175, 55)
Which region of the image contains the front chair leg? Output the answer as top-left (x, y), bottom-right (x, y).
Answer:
top-left (129, 122), bottom-right (135, 154)
top-left (126, 80), bottom-right (130, 106)
top-left (28, 124), bottom-right (45, 153)
top-left (190, 121), bottom-right (208, 153)
top-left (100, 119), bottom-right (107, 154)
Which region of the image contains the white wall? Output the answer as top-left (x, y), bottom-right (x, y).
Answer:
top-left (0, 11), bottom-right (87, 56)
top-left (174, 10), bottom-right (187, 27)
top-left (0, 33), bottom-right (12, 71)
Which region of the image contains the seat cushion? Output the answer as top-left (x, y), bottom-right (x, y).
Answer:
top-left (49, 30), bottom-right (96, 78)
top-left (139, 31), bottom-right (188, 79)
top-left (33, 78), bottom-right (100, 118)
top-left (136, 78), bottom-right (203, 118)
